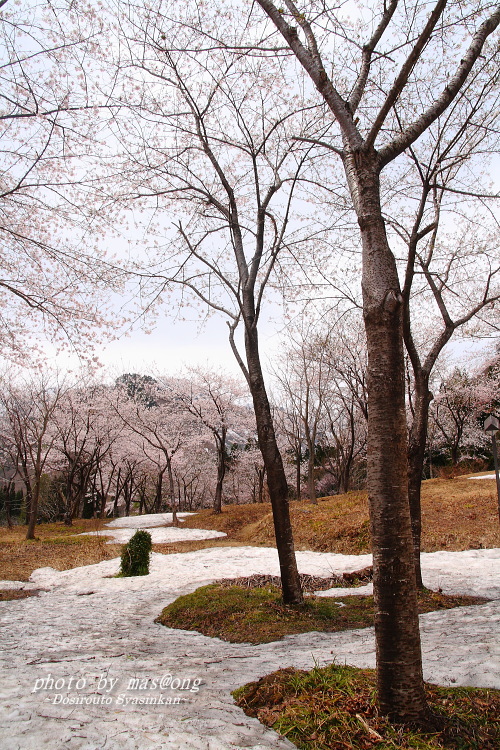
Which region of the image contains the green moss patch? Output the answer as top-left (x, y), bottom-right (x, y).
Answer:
top-left (155, 584), bottom-right (487, 644)
top-left (233, 664), bottom-right (500, 749)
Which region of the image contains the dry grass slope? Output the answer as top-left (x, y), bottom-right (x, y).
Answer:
top-left (180, 476), bottom-right (500, 553)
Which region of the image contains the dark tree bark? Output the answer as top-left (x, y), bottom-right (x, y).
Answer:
top-left (244, 319), bottom-right (303, 604)
top-left (26, 480), bottom-right (40, 541)
top-left (407, 374), bottom-right (433, 588)
top-left (4, 480), bottom-right (13, 529)
top-left (353, 155), bottom-right (427, 719)
top-left (295, 453), bottom-right (301, 501)
top-left (305, 434), bottom-right (317, 504)
top-left (254, 0), bottom-right (499, 721)
top-left (213, 427), bottom-right (227, 515)
top-left (166, 457), bottom-right (177, 525)
top-left (154, 468), bottom-right (165, 514)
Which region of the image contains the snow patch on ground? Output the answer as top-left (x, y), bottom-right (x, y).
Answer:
top-left (78, 512), bottom-right (226, 544)
top-left (105, 513), bottom-right (194, 528)
top-left (80, 527), bottom-right (227, 544)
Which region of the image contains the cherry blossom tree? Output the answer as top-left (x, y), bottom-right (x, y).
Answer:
top-left (230, 437), bottom-right (269, 504)
top-left (96, 3), bottom-right (329, 603)
top-left (274, 314), bottom-right (368, 497)
top-left (172, 442), bottom-right (215, 510)
top-left (0, 369), bottom-right (66, 538)
top-left (238, 0), bottom-right (500, 721)
top-left (51, 379), bottom-right (124, 523)
top-left (177, 368), bottom-right (251, 513)
top-left (272, 321), bottom-right (335, 503)
top-left (429, 356), bottom-right (499, 469)
top-left (378, 81), bottom-right (500, 583)
top-left (0, 0), bottom-right (126, 361)
top-left (272, 398), bottom-right (305, 501)
top-left (112, 378), bottom-right (197, 523)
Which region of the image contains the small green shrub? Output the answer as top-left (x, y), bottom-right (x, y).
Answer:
top-left (119, 530), bottom-right (152, 577)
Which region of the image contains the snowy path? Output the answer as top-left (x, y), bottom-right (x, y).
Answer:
top-left (0, 545), bottom-right (499, 750)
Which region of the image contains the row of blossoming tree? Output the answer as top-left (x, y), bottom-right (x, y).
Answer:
top-left (1, 343), bottom-right (498, 534)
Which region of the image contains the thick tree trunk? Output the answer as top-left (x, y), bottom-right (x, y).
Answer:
top-left (244, 321), bottom-right (303, 604)
top-left (351, 154), bottom-right (428, 722)
top-left (407, 376), bottom-right (433, 588)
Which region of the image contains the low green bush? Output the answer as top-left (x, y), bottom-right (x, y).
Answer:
top-left (119, 529), bottom-right (152, 576)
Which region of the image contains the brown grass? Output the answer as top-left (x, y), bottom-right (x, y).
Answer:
top-left (420, 477), bottom-right (500, 552)
top-left (0, 588), bottom-right (42, 601)
top-left (0, 518), bottom-right (121, 581)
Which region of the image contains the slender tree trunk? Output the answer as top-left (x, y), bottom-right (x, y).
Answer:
top-left (339, 445), bottom-right (354, 494)
top-left (20, 460), bottom-right (31, 528)
top-left (26, 478), bottom-right (41, 540)
top-left (258, 466), bottom-right (266, 503)
top-left (5, 481), bottom-right (13, 529)
top-left (113, 466), bottom-right (122, 518)
top-left (295, 448), bottom-right (301, 501)
top-left (64, 463), bottom-right (78, 525)
top-left (124, 477), bottom-right (132, 516)
top-left (407, 375), bottom-right (433, 588)
top-left (244, 320), bottom-right (303, 604)
top-left (306, 435), bottom-right (317, 504)
top-left (166, 457), bottom-right (177, 525)
top-left (155, 470), bottom-right (164, 514)
top-left (339, 416), bottom-right (355, 494)
top-left (351, 155), bottom-right (428, 721)
top-left (213, 431), bottom-right (227, 514)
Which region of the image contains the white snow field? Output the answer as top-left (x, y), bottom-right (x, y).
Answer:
top-left (78, 513), bottom-right (227, 544)
top-left (0, 513), bottom-right (499, 750)
top-left (106, 513), bottom-right (194, 527)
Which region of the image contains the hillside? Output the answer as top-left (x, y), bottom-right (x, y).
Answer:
top-left (176, 475), bottom-right (500, 554)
